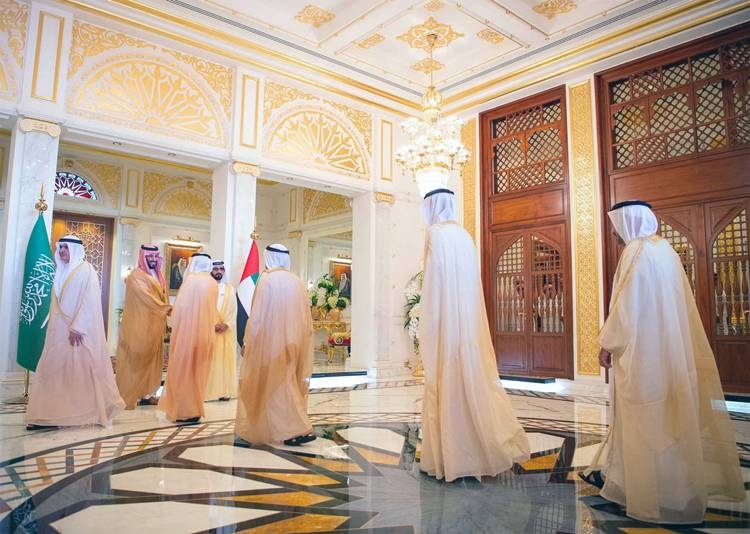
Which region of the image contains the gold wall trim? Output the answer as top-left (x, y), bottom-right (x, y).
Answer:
top-left (125, 168), bottom-right (140, 208)
top-left (240, 74), bottom-right (260, 149)
top-left (374, 191), bottom-right (395, 204)
top-left (0, 146), bottom-right (5, 189)
top-left (568, 80), bottom-right (600, 376)
top-left (31, 11), bottom-right (65, 102)
top-left (60, 141), bottom-right (210, 175)
top-left (19, 117), bottom-right (61, 137)
top-left (460, 118), bottom-right (477, 243)
top-left (380, 119), bottom-right (393, 181)
top-left (287, 230), bottom-right (303, 238)
top-left (58, 0), bottom-right (418, 116)
top-left (0, 0), bottom-right (30, 67)
top-left (231, 161), bottom-right (260, 176)
top-left (444, 0), bottom-right (748, 113)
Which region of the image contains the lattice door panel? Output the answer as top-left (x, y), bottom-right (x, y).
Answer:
top-left (659, 219), bottom-right (697, 295)
top-left (531, 236), bottom-right (564, 333)
top-left (496, 237), bottom-right (525, 333)
top-left (64, 221), bottom-right (106, 286)
top-left (712, 208), bottom-right (750, 337)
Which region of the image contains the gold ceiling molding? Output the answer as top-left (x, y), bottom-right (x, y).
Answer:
top-left (424, 0), bottom-right (443, 12)
top-left (411, 58), bottom-right (444, 74)
top-left (264, 80), bottom-right (372, 153)
top-left (357, 33), bottom-right (384, 49)
top-left (460, 118), bottom-right (477, 243)
top-left (294, 5), bottom-right (335, 29)
top-left (397, 17), bottom-right (464, 50)
top-left (265, 107), bottom-right (370, 179)
top-left (68, 21), bottom-right (155, 78)
top-left (75, 158), bottom-right (123, 208)
top-left (0, 0), bottom-right (29, 67)
top-left (60, 0), bottom-right (419, 116)
top-left (568, 80), bottom-right (600, 376)
top-left (444, 0), bottom-right (747, 113)
top-left (329, 230), bottom-right (352, 240)
top-left (303, 189), bottom-right (351, 223)
top-left (19, 117), bottom-right (61, 137)
top-left (533, 1), bottom-right (578, 20)
top-left (69, 58), bottom-right (226, 147)
top-left (162, 49), bottom-right (233, 118)
top-left (476, 29), bottom-right (504, 45)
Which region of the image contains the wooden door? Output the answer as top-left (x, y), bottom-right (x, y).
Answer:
top-left (491, 224), bottom-right (571, 377)
top-left (51, 212), bottom-right (114, 331)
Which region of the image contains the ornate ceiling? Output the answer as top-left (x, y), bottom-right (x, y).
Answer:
top-left (74, 0), bottom-right (747, 112)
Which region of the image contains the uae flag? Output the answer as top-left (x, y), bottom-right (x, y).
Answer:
top-left (236, 239), bottom-right (260, 346)
top-left (17, 214), bottom-right (55, 372)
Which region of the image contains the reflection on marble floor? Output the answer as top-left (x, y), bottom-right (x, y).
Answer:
top-left (0, 378), bottom-right (748, 533)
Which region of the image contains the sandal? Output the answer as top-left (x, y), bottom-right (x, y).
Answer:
top-left (283, 434), bottom-right (317, 446)
top-left (578, 470), bottom-right (605, 489)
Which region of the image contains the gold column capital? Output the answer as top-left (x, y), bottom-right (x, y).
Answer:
top-left (231, 161), bottom-right (260, 176)
top-left (19, 117), bottom-right (61, 138)
top-left (120, 217), bottom-right (141, 227)
top-left (374, 191), bottom-right (395, 204)
top-left (287, 230), bottom-right (303, 238)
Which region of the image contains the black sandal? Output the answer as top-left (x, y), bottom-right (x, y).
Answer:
top-left (578, 470), bottom-right (605, 489)
top-left (283, 434), bottom-right (317, 446)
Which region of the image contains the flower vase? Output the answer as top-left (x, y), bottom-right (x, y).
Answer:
top-left (329, 308), bottom-right (341, 321)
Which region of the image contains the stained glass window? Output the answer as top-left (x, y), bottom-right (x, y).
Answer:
top-left (55, 171), bottom-right (97, 200)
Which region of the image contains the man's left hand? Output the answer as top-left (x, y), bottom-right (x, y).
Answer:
top-left (215, 323), bottom-right (229, 333)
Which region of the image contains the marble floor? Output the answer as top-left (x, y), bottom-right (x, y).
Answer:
top-left (0, 376), bottom-right (748, 533)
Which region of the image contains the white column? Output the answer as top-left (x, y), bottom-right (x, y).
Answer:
top-left (0, 118), bottom-right (61, 379)
top-left (209, 161), bottom-right (258, 286)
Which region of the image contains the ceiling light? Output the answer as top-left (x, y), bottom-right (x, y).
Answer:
top-left (395, 32), bottom-right (469, 196)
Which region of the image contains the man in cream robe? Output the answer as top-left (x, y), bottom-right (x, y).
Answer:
top-left (205, 260), bottom-right (237, 401)
top-left (582, 200), bottom-right (744, 524)
top-left (26, 235), bottom-right (125, 429)
top-left (115, 244), bottom-right (171, 409)
top-left (418, 188), bottom-right (530, 482)
top-left (158, 252), bottom-right (217, 423)
top-left (235, 244), bottom-right (316, 446)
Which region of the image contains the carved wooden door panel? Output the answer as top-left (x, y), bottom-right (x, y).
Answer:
top-left (51, 211), bottom-right (114, 332)
top-left (490, 223), bottom-right (571, 378)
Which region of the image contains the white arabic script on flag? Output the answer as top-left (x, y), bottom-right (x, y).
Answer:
top-left (19, 255), bottom-right (55, 325)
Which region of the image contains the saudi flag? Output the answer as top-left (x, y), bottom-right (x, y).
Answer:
top-left (17, 214), bottom-right (55, 372)
top-left (236, 239), bottom-right (260, 347)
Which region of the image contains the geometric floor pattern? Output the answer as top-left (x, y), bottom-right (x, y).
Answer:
top-left (2, 420), bottom-right (748, 533)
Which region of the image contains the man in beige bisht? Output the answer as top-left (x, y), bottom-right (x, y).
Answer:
top-left (115, 244), bottom-right (171, 409)
top-left (235, 244), bottom-right (316, 446)
top-left (418, 188), bottom-right (530, 481)
top-left (26, 235), bottom-right (125, 429)
top-left (580, 200), bottom-right (744, 524)
top-left (419, 189), bottom-right (529, 482)
top-left (205, 259), bottom-right (237, 401)
top-left (158, 252), bottom-right (217, 423)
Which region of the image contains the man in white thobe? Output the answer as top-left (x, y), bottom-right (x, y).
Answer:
top-left (418, 188), bottom-right (530, 482)
top-left (26, 235), bottom-right (125, 429)
top-left (581, 200), bottom-right (744, 524)
top-left (205, 260), bottom-right (238, 401)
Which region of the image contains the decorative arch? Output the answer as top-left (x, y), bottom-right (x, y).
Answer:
top-left (68, 56), bottom-right (227, 146)
top-left (303, 189), bottom-right (352, 223)
top-left (264, 103), bottom-right (370, 178)
top-left (55, 171), bottom-right (98, 200)
top-left (152, 186), bottom-right (211, 220)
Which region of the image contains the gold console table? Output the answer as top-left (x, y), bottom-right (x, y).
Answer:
top-left (312, 319), bottom-right (349, 363)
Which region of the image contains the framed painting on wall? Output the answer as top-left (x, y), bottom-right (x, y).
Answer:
top-left (329, 260), bottom-right (352, 301)
top-left (165, 243), bottom-right (202, 295)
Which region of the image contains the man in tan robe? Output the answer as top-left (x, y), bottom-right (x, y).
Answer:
top-left (581, 200), bottom-right (744, 524)
top-left (115, 244), bottom-right (171, 409)
top-left (205, 260), bottom-right (238, 401)
top-left (158, 252), bottom-right (217, 423)
top-left (235, 244), bottom-right (316, 446)
top-left (26, 235), bottom-right (125, 429)
top-left (418, 188), bottom-right (530, 482)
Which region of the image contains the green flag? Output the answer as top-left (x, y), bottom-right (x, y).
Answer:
top-left (16, 214), bottom-right (55, 372)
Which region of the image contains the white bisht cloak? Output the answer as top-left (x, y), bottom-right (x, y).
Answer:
top-left (589, 234), bottom-right (744, 523)
top-left (205, 282), bottom-right (238, 400)
top-left (27, 262), bottom-right (125, 426)
top-left (419, 220), bottom-right (530, 482)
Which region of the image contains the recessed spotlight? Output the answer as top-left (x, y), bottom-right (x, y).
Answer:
top-left (112, 141), bottom-right (122, 146)
top-left (167, 152), bottom-right (176, 157)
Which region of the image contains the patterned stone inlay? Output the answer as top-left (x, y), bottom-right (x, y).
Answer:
top-left (568, 81), bottom-right (601, 376)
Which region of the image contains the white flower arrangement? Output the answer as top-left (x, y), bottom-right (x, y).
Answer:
top-left (404, 271), bottom-right (424, 357)
top-left (308, 274), bottom-right (350, 312)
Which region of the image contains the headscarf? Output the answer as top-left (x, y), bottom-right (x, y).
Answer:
top-left (54, 235), bottom-right (85, 297)
top-left (422, 188), bottom-right (457, 226)
top-left (265, 244), bottom-right (291, 269)
top-left (186, 252), bottom-right (212, 273)
top-left (137, 244), bottom-right (167, 292)
top-left (608, 200), bottom-right (658, 244)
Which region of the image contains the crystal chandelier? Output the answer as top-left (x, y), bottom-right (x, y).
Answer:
top-left (395, 32), bottom-right (469, 195)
